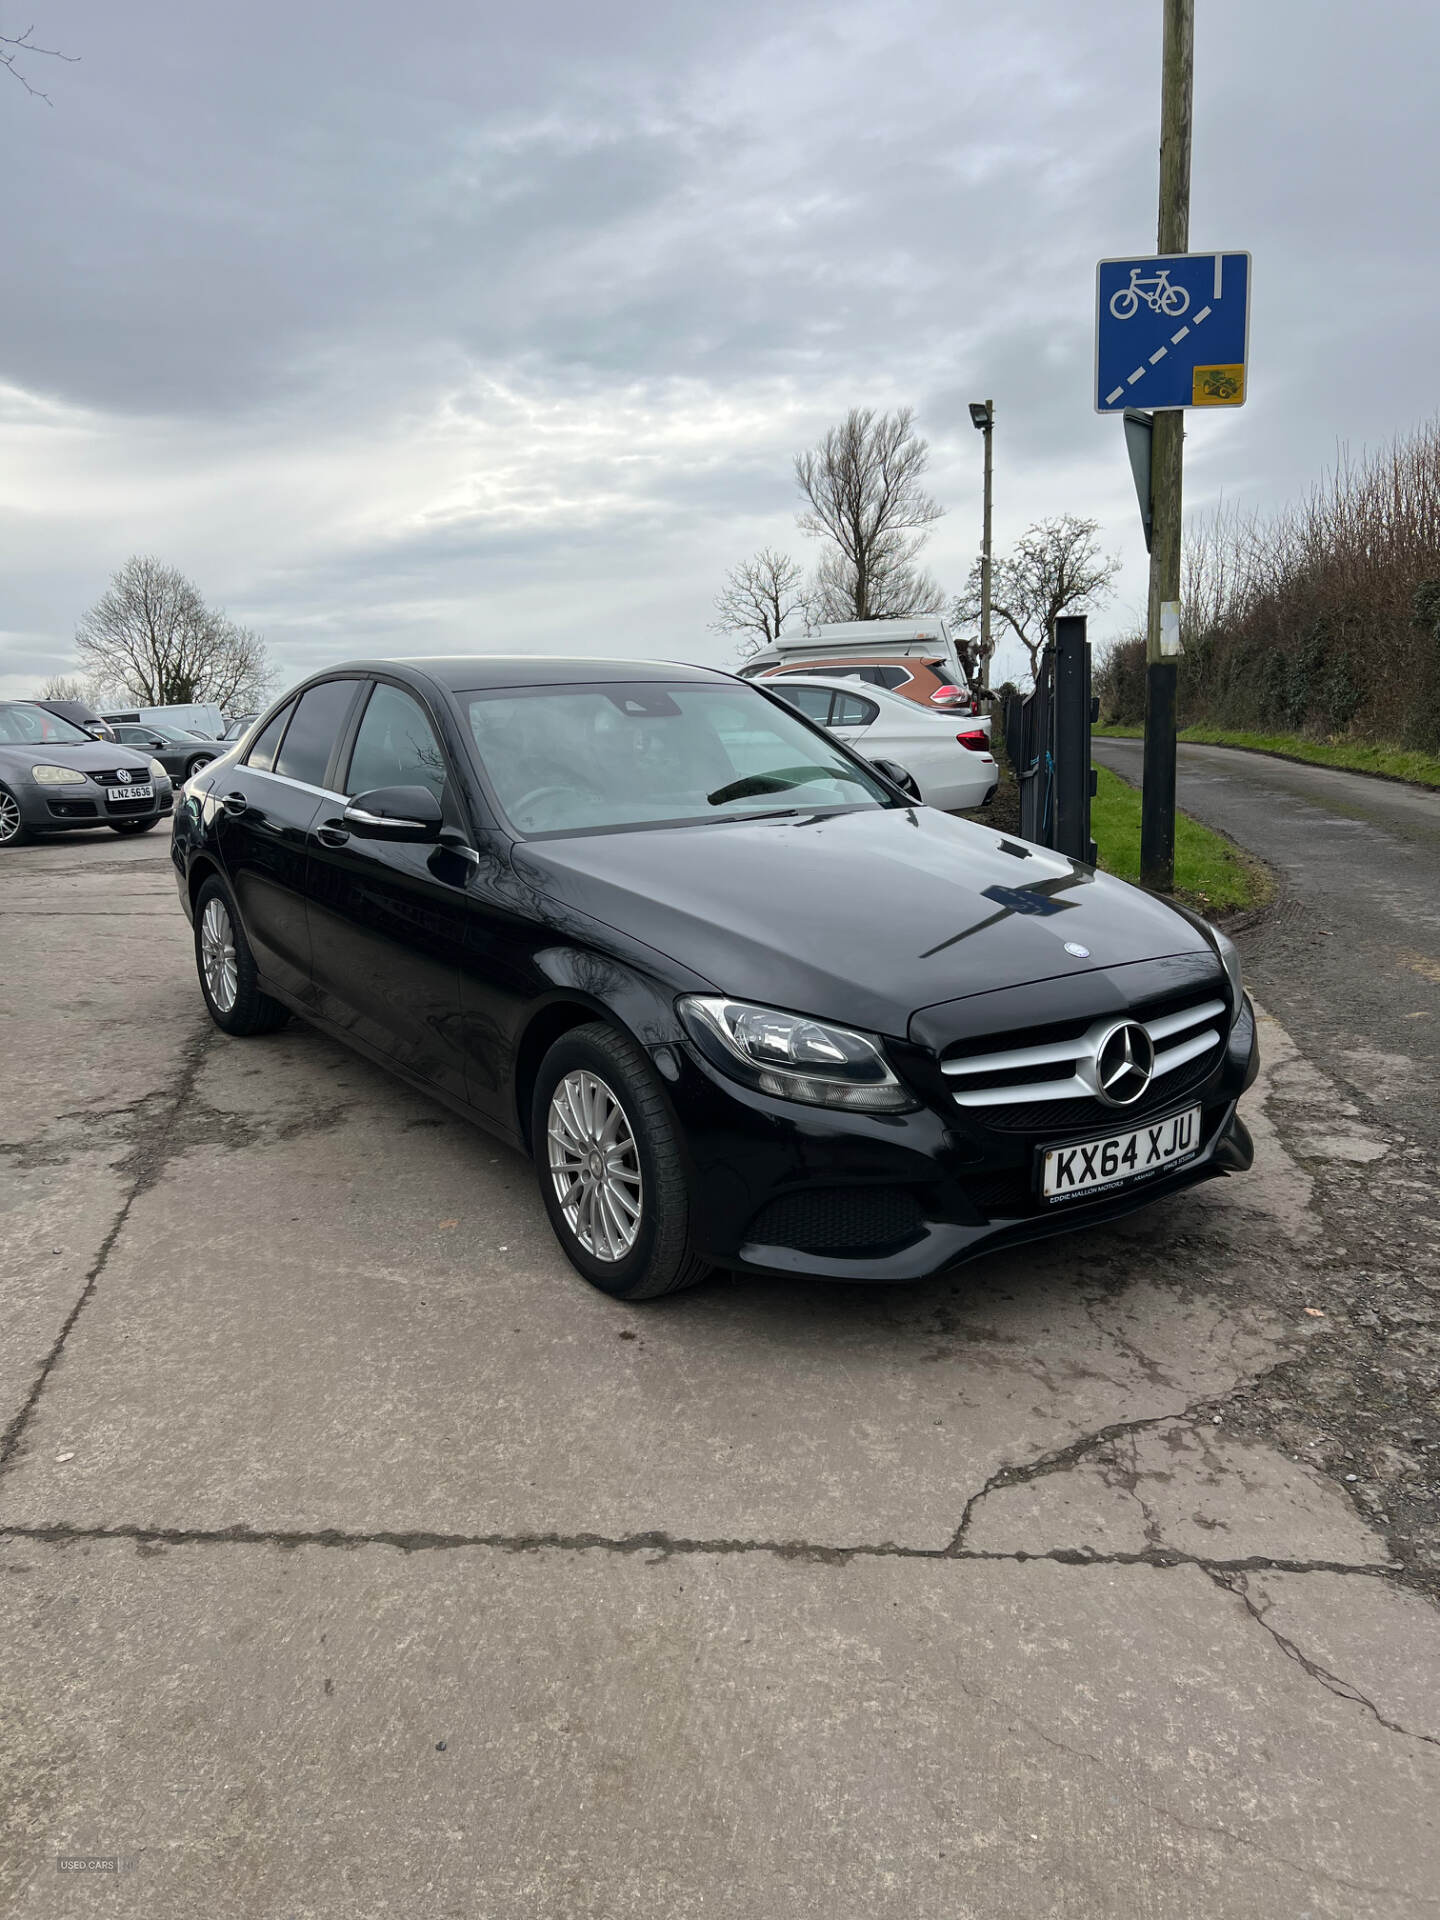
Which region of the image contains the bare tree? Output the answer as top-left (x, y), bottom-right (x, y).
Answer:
top-left (2, 22), bottom-right (78, 102)
top-left (75, 556), bottom-right (276, 713)
top-left (711, 549), bottom-right (806, 658)
top-left (39, 672), bottom-right (91, 701)
top-left (794, 407), bottom-right (945, 622)
top-left (954, 516), bottom-right (1121, 684)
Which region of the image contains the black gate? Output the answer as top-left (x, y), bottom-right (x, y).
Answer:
top-left (1000, 614), bottom-right (1097, 863)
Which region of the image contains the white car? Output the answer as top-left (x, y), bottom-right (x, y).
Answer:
top-left (765, 675), bottom-right (998, 812)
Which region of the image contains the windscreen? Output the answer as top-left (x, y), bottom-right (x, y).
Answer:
top-left (462, 682), bottom-right (896, 835)
top-left (0, 703), bottom-right (91, 745)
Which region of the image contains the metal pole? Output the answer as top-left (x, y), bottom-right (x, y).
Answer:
top-left (979, 400), bottom-right (994, 687)
top-left (1139, 0), bottom-right (1192, 892)
top-left (1052, 616), bottom-right (1093, 863)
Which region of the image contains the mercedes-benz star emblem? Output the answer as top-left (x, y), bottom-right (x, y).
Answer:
top-left (1095, 1021), bottom-right (1155, 1107)
top-left (115, 769), bottom-right (131, 783)
top-left (1063, 942), bottom-right (1090, 958)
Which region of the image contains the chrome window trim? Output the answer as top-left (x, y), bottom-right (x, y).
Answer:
top-left (244, 765), bottom-right (348, 805)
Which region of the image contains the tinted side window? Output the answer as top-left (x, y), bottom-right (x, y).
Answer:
top-left (345, 684), bottom-right (447, 801)
top-left (245, 701), bottom-right (295, 773)
top-left (831, 692), bottom-right (878, 727)
top-left (273, 680), bottom-right (358, 788)
top-left (873, 666), bottom-right (910, 690)
top-left (779, 686), bottom-right (833, 724)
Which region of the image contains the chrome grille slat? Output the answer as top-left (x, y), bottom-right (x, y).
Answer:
top-left (942, 990), bottom-right (1228, 1112)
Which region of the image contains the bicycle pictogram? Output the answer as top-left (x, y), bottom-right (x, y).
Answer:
top-left (1108, 268), bottom-right (1190, 320)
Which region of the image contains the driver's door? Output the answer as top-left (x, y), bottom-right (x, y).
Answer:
top-left (304, 679), bottom-right (471, 1099)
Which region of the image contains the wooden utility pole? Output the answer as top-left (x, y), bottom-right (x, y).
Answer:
top-left (980, 401), bottom-right (994, 684)
top-left (1139, 0), bottom-right (1193, 890)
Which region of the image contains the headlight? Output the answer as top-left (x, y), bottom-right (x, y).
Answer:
top-left (1214, 929), bottom-right (1244, 1023)
top-left (148, 758), bottom-right (170, 783)
top-left (31, 763), bottom-right (87, 786)
top-left (679, 996), bottom-right (917, 1112)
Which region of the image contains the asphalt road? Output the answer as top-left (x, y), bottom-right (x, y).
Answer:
top-left (2, 819), bottom-right (1438, 1918)
top-left (1092, 737), bottom-right (1440, 1153)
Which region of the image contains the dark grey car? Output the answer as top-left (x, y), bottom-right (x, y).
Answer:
top-left (0, 702), bottom-right (173, 846)
top-left (109, 720), bottom-right (220, 784)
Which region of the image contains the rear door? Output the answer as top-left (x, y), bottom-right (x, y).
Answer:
top-left (304, 679), bottom-right (472, 1099)
top-left (214, 679), bottom-right (363, 1000)
top-left (824, 688), bottom-right (881, 749)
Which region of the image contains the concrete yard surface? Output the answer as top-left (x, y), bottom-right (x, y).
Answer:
top-left (2, 822), bottom-right (1438, 1916)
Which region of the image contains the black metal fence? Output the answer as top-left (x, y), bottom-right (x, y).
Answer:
top-left (1000, 614), bottom-right (1097, 863)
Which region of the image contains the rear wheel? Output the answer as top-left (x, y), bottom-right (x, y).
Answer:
top-left (532, 1021), bottom-right (710, 1300)
top-left (193, 875), bottom-right (290, 1036)
top-left (110, 817), bottom-right (160, 835)
top-left (185, 753), bottom-right (215, 780)
top-left (0, 785), bottom-right (31, 846)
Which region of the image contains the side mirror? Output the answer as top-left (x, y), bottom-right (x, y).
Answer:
top-left (871, 758), bottom-right (922, 802)
top-left (342, 785), bottom-right (445, 842)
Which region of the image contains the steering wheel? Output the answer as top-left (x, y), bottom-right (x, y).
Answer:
top-left (512, 783), bottom-right (602, 825)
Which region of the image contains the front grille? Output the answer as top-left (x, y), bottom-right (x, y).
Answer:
top-left (746, 1186), bottom-right (925, 1256)
top-left (940, 989), bottom-right (1229, 1126)
top-left (104, 793), bottom-right (154, 815)
top-left (980, 1047), bottom-right (1219, 1133)
top-left (93, 768), bottom-right (145, 784)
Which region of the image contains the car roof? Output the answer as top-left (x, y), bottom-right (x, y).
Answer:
top-left (327, 655), bottom-right (737, 692)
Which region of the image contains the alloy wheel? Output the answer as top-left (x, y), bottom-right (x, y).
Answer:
top-left (546, 1069), bottom-right (643, 1262)
top-left (0, 789), bottom-right (20, 844)
top-left (200, 896), bottom-right (239, 1012)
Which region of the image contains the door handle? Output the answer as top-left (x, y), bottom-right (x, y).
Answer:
top-left (222, 791), bottom-right (248, 818)
top-left (316, 822), bottom-right (350, 848)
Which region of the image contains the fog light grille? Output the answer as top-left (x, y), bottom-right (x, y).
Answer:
top-left (746, 1187), bottom-right (925, 1256)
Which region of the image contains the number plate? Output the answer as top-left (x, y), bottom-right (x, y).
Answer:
top-left (1039, 1105), bottom-right (1202, 1204)
top-left (108, 783), bottom-right (154, 801)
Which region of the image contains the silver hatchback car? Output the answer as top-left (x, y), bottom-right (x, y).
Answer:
top-left (0, 701), bottom-right (173, 846)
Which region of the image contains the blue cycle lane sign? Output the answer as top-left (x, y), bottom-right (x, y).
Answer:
top-left (1095, 251), bottom-right (1251, 413)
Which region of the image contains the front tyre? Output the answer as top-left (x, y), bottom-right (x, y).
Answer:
top-left (111, 817), bottom-right (161, 835)
top-left (0, 784), bottom-right (32, 846)
top-left (532, 1021), bottom-right (711, 1300)
top-left (193, 874), bottom-right (290, 1036)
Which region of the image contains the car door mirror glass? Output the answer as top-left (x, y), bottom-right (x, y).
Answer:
top-left (342, 785), bottom-right (445, 842)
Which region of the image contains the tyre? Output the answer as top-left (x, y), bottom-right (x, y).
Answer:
top-left (193, 874), bottom-right (290, 1036)
top-left (0, 784), bottom-right (31, 847)
top-left (111, 817), bottom-right (160, 835)
top-left (1160, 284), bottom-right (1190, 316)
top-left (185, 754), bottom-right (215, 780)
top-left (531, 1021), bottom-right (711, 1300)
top-left (1109, 289), bottom-right (1138, 320)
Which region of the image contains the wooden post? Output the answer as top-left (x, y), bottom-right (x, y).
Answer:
top-left (1140, 0), bottom-right (1193, 891)
top-left (980, 400), bottom-right (994, 686)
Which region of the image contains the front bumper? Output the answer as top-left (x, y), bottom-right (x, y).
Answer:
top-left (665, 995), bottom-right (1259, 1282)
top-left (18, 778), bottom-right (173, 831)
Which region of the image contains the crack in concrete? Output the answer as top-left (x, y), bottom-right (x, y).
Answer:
top-left (0, 1517), bottom-right (1409, 1583)
top-left (0, 1024), bottom-right (214, 1477)
top-left (1208, 1567), bottom-right (1440, 1752)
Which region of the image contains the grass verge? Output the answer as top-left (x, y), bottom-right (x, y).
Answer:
top-left (1091, 764), bottom-right (1270, 917)
top-left (1094, 723), bottom-right (1440, 790)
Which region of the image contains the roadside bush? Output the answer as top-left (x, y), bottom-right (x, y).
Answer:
top-left (1161, 419), bottom-right (1440, 745)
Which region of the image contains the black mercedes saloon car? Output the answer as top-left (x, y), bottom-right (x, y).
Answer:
top-left (171, 656), bottom-right (1257, 1299)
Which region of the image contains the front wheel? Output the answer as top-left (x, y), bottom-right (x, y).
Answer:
top-left (532, 1022), bottom-right (711, 1300)
top-left (185, 754), bottom-right (215, 780)
top-left (1160, 284), bottom-right (1190, 315)
top-left (111, 818), bottom-right (160, 835)
top-left (0, 784), bottom-right (31, 846)
top-left (193, 875), bottom-right (290, 1036)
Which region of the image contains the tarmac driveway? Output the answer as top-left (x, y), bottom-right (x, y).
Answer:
top-left (1, 822), bottom-right (1438, 1918)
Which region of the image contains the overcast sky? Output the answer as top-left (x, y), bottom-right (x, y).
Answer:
top-left (2, 0), bottom-right (1437, 700)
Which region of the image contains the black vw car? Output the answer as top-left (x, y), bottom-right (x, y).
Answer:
top-left (171, 657), bottom-right (1257, 1299)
